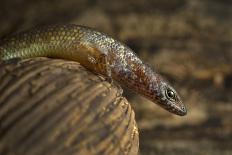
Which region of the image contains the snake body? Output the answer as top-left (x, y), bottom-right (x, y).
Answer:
top-left (0, 24), bottom-right (187, 116)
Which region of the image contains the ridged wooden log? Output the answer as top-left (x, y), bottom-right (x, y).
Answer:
top-left (0, 58), bottom-right (139, 155)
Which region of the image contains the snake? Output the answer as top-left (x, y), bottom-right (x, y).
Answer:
top-left (0, 24), bottom-right (187, 116)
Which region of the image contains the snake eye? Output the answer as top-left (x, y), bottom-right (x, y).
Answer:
top-left (165, 89), bottom-right (176, 101)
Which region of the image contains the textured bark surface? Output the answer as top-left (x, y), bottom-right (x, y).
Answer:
top-left (0, 58), bottom-right (139, 155)
top-left (0, 0), bottom-right (232, 154)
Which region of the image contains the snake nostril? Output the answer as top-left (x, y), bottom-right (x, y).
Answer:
top-left (181, 106), bottom-right (187, 114)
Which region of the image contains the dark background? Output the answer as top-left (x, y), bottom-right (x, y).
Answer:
top-left (1, 0), bottom-right (232, 154)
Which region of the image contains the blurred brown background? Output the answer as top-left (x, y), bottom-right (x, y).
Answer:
top-left (0, 0), bottom-right (232, 154)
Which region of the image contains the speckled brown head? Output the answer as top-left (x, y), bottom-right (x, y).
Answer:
top-left (143, 66), bottom-right (187, 116)
top-left (122, 62), bottom-right (187, 116)
top-left (155, 78), bottom-right (187, 116)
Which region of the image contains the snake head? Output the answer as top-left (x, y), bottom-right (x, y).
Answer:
top-left (125, 62), bottom-right (187, 116)
top-left (137, 64), bottom-right (187, 116)
top-left (156, 81), bottom-right (187, 116)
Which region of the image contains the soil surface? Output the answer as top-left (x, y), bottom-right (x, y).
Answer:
top-left (0, 0), bottom-right (232, 154)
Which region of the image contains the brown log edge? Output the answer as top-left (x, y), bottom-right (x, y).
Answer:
top-left (0, 57), bottom-right (139, 155)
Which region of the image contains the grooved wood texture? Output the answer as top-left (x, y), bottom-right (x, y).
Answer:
top-left (0, 58), bottom-right (139, 155)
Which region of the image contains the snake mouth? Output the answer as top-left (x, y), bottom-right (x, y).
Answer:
top-left (166, 103), bottom-right (187, 116)
top-left (177, 105), bottom-right (187, 116)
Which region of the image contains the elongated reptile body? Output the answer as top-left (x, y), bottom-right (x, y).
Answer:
top-left (0, 24), bottom-right (187, 116)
